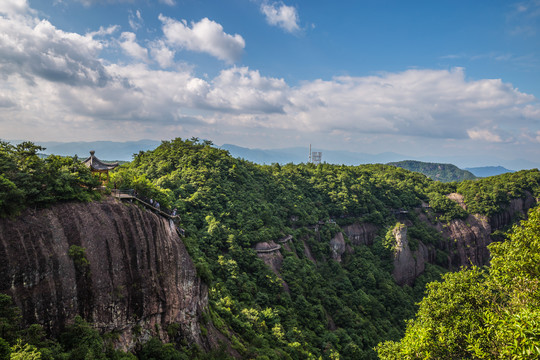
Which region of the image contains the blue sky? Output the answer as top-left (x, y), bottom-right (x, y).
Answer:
top-left (1, 0), bottom-right (540, 167)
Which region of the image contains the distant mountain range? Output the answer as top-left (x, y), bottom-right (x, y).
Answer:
top-left (219, 144), bottom-right (533, 172)
top-left (464, 166), bottom-right (514, 177)
top-left (3, 139), bottom-right (536, 172)
top-left (6, 139), bottom-right (162, 162)
top-left (388, 160), bottom-right (477, 182)
top-left (219, 144), bottom-right (407, 165)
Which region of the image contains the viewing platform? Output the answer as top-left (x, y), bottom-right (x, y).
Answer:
top-left (111, 189), bottom-right (180, 221)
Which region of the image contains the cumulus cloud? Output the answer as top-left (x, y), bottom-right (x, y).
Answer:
top-left (150, 40), bottom-right (175, 68)
top-left (0, 0), bottom-right (539, 157)
top-left (260, 1), bottom-right (300, 33)
top-left (284, 68), bottom-right (537, 139)
top-left (0, 0), bottom-right (30, 16)
top-left (206, 67), bottom-right (290, 113)
top-left (119, 32), bottom-right (149, 62)
top-left (0, 11), bottom-right (110, 86)
top-left (159, 15), bottom-right (245, 63)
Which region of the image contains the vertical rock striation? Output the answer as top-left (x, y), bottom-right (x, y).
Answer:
top-left (0, 197), bottom-right (207, 350)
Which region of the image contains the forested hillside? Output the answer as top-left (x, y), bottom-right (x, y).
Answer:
top-left (108, 138), bottom-right (540, 358)
top-left (1, 138), bottom-right (540, 359)
top-left (388, 160), bottom-right (477, 182)
top-left (377, 205), bottom-right (540, 359)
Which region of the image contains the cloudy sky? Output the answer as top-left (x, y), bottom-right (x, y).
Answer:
top-left (1, 0), bottom-right (540, 166)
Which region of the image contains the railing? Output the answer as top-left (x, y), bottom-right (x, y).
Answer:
top-left (255, 244), bottom-right (282, 254)
top-left (111, 189), bottom-right (180, 220)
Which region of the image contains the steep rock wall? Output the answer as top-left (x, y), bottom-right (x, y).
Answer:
top-left (489, 193), bottom-right (537, 230)
top-left (329, 233), bottom-right (346, 262)
top-left (392, 225), bottom-right (433, 286)
top-left (442, 214), bottom-right (491, 268)
top-left (0, 198), bottom-right (207, 350)
top-left (342, 223), bottom-right (378, 246)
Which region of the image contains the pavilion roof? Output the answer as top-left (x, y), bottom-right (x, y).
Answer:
top-left (83, 151), bottom-right (119, 171)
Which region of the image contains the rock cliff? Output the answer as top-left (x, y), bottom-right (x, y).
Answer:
top-left (391, 193), bottom-right (537, 285)
top-left (0, 197), bottom-right (207, 350)
top-left (392, 224), bottom-right (434, 286)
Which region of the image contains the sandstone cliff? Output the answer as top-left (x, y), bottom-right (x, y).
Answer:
top-left (392, 224), bottom-right (434, 286)
top-left (391, 193), bottom-right (537, 285)
top-left (0, 197), bottom-right (207, 350)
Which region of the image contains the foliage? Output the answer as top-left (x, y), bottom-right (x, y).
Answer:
top-left (377, 205), bottom-right (540, 359)
top-left (0, 141), bottom-right (100, 217)
top-left (457, 169), bottom-right (540, 216)
top-left (4, 137), bottom-right (540, 358)
top-left (102, 138), bottom-right (540, 358)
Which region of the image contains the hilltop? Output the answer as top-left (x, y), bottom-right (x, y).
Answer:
top-left (388, 160), bottom-right (477, 182)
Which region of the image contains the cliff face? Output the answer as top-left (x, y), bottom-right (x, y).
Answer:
top-left (442, 214), bottom-right (491, 268)
top-left (0, 198), bottom-right (207, 350)
top-left (489, 193), bottom-right (537, 230)
top-left (392, 194), bottom-right (538, 285)
top-left (342, 223), bottom-right (378, 246)
top-left (392, 224), bottom-right (434, 286)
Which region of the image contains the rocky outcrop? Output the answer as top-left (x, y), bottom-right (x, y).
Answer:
top-left (254, 241), bottom-right (283, 274)
top-left (443, 214), bottom-right (491, 268)
top-left (342, 223), bottom-right (378, 246)
top-left (489, 193), bottom-right (536, 230)
top-left (329, 233), bottom-right (346, 262)
top-left (0, 197), bottom-right (207, 350)
top-left (392, 224), bottom-right (431, 286)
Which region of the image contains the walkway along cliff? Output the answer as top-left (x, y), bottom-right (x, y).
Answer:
top-left (0, 197), bottom-right (211, 350)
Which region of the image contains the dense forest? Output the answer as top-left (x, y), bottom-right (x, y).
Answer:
top-left (1, 138), bottom-right (540, 359)
top-left (387, 160), bottom-right (477, 183)
top-left (377, 206), bottom-right (540, 359)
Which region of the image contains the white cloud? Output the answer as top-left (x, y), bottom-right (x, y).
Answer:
top-left (467, 128), bottom-right (504, 142)
top-left (207, 67), bottom-right (290, 113)
top-left (0, 0), bottom-right (539, 162)
top-left (159, 0), bottom-right (175, 5)
top-left (0, 12), bottom-right (110, 86)
top-left (0, 0), bottom-right (30, 16)
top-left (86, 25), bottom-right (119, 38)
top-left (150, 40), bottom-right (175, 68)
top-left (159, 15), bottom-right (245, 63)
top-left (119, 32), bottom-right (149, 62)
top-left (261, 1), bottom-right (300, 33)
top-left (128, 10), bottom-right (143, 31)
top-left (73, 0), bottom-right (134, 6)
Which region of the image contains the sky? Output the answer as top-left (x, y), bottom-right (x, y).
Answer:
top-left (1, 0), bottom-right (540, 167)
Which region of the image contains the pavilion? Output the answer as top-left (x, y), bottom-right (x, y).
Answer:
top-left (83, 150), bottom-right (119, 184)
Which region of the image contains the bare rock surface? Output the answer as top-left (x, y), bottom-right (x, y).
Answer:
top-left (342, 223), bottom-right (378, 245)
top-left (392, 225), bottom-right (429, 286)
top-left (329, 232), bottom-right (346, 262)
top-left (0, 197), bottom-right (208, 350)
top-left (255, 241), bottom-right (283, 274)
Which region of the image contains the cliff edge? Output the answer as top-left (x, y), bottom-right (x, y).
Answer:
top-left (0, 197), bottom-right (208, 350)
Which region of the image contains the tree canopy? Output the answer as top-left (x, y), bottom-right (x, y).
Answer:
top-left (377, 205), bottom-right (540, 359)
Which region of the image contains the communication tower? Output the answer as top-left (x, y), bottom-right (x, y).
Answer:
top-left (309, 144), bottom-right (322, 165)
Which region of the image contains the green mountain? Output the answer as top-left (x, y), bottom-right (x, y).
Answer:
top-left (388, 160), bottom-right (477, 182)
top-left (2, 138), bottom-right (540, 359)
